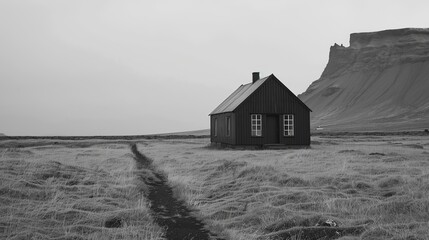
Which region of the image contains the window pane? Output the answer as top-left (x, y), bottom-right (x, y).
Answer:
top-left (214, 119), bottom-right (218, 137)
top-left (251, 114), bottom-right (262, 136)
top-left (283, 114), bottom-right (294, 136)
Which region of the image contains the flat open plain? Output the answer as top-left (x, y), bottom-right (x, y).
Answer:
top-left (1, 133), bottom-right (428, 240)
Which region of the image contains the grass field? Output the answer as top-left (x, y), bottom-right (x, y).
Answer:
top-left (0, 141), bottom-right (164, 239)
top-left (141, 135), bottom-right (429, 240)
top-left (1, 135), bottom-right (428, 240)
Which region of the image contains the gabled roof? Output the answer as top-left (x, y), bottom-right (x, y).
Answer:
top-left (210, 74), bottom-right (312, 115)
top-left (210, 76), bottom-right (269, 115)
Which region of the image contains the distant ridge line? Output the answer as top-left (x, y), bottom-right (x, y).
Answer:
top-left (0, 134), bottom-right (209, 141)
top-left (157, 129), bottom-right (210, 136)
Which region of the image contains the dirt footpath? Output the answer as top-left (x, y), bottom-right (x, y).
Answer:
top-left (131, 144), bottom-right (223, 240)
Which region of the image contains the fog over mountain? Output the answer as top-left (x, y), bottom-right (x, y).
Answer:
top-left (299, 28), bottom-right (429, 131)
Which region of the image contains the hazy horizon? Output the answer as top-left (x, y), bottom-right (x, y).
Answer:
top-left (1, 0), bottom-right (428, 136)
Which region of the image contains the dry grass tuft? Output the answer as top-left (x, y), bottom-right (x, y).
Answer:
top-left (378, 176), bottom-right (405, 188)
top-left (360, 227), bottom-right (394, 240)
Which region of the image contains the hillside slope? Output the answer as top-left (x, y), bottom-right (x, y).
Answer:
top-left (299, 28), bottom-right (429, 131)
top-left (158, 129), bottom-right (209, 136)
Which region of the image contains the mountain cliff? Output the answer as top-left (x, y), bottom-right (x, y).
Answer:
top-left (299, 28), bottom-right (429, 131)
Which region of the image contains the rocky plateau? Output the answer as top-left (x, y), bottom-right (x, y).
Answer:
top-left (299, 28), bottom-right (429, 131)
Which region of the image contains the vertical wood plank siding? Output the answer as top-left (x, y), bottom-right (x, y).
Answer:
top-left (210, 113), bottom-right (236, 145)
top-left (234, 78), bottom-right (310, 146)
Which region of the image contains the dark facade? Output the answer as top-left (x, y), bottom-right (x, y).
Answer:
top-left (210, 73), bottom-right (311, 146)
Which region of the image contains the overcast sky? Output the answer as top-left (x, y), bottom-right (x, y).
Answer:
top-left (1, 0), bottom-right (428, 136)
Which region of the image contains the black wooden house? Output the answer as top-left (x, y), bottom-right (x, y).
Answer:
top-left (210, 72), bottom-right (311, 146)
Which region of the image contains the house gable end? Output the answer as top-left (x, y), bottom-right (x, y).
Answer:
top-left (270, 75), bottom-right (312, 112)
top-left (234, 74), bottom-right (311, 114)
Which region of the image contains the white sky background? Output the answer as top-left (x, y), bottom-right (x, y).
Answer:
top-left (1, 0), bottom-right (428, 136)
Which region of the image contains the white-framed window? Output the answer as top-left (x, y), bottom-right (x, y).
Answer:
top-left (226, 117), bottom-right (231, 136)
top-left (214, 118), bottom-right (218, 137)
top-left (251, 114), bottom-right (262, 136)
top-left (283, 114), bottom-right (294, 136)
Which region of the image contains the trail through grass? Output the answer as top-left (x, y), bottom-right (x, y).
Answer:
top-left (131, 144), bottom-right (224, 240)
